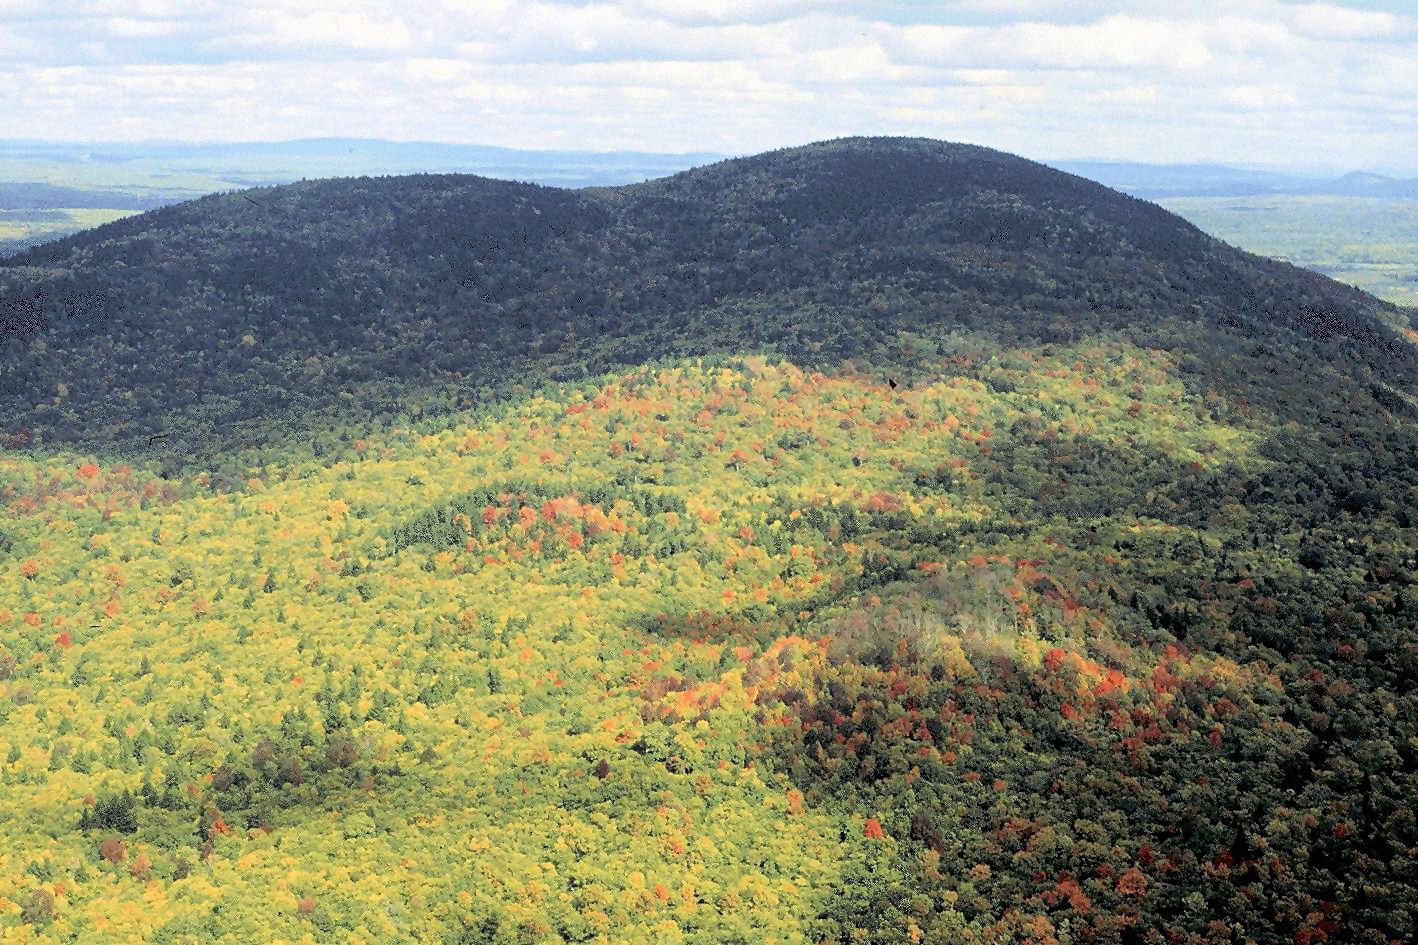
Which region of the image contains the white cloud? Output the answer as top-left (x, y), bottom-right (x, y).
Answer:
top-left (1002, 16), bottom-right (1212, 70)
top-left (107, 17), bottom-right (181, 38)
top-left (784, 43), bottom-right (905, 84)
top-left (1204, 14), bottom-right (1301, 59)
top-left (0, 0), bottom-right (1414, 171)
top-left (0, 23), bottom-right (47, 60)
top-left (0, 0), bottom-right (93, 15)
top-left (95, 0), bottom-right (206, 15)
top-left (884, 14), bottom-right (1215, 72)
top-left (1355, 48), bottom-right (1418, 93)
top-left (422, 2), bottom-right (800, 66)
top-left (623, 0), bottom-right (830, 24)
top-left (406, 58), bottom-right (472, 85)
top-left (1091, 85), bottom-right (1159, 105)
top-left (1290, 2), bottom-right (1398, 39)
top-left (251, 10), bottom-right (412, 53)
top-left (887, 22), bottom-right (979, 63)
top-left (1219, 82), bottom-right (1301, 110)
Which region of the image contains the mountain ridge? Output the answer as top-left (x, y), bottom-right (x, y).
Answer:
top-left (2, 136), bottom-right (1412, 475)
top-left (1, 136), bottom-right (1417, 943)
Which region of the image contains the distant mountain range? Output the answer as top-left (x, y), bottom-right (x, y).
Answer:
top-left (4, 138), bottom-right (1416, 211)
top-left (1050, 159), bottom-right (1418, 199)
top-left (0, 138), bottom-right (726, 206)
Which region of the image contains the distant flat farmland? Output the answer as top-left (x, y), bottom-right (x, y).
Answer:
top-left (1160, 195), bottom-right (1418, 309)
top-left (0, 138), bottom-right (723, 257)
top-left (0, 208), bottom-right (140, 256)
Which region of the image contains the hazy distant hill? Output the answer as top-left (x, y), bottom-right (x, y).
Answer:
top-left (0, 138), bottom-right (725, 201)
top-left (1051, 158), bottom-right (1418, 199)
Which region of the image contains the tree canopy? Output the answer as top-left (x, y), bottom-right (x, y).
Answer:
top-left (1, 137), bottom-right (1416, 943)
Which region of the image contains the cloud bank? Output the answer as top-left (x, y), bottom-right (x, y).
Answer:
top-left (3, 0), bottom-right (1415, 170)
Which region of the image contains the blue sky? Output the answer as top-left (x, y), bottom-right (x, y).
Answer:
top-left (3, 0), bottom-right (1416, 172)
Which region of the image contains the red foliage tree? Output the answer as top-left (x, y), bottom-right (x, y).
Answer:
top-left (1115, 867), bottom-right (1147, 899)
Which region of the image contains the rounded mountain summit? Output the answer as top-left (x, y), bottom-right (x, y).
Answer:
top-left (0, 136), bottom-right (1413, 465)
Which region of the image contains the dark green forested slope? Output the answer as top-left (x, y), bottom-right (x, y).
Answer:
top-left (1, 137), bottom-right (1413, 473)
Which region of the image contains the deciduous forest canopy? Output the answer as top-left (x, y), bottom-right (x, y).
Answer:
top-left (0, 137), bottom-right (1416, 943)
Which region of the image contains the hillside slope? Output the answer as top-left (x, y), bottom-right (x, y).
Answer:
top-left (1, 137), bottom-right (1412, 471)
top-left (1, 138), bottom-right (1417, 943)
top-left (1, 346), bottom-right (1416, 943)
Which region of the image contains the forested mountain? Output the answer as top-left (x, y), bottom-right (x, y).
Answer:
top-left (1, 138), bottom-right (1417, 943)
top-left (2, 137), bottom-right (1412, 473)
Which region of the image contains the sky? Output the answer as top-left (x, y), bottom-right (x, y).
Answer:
top-left (3, 0), bottom-right (1417, 173)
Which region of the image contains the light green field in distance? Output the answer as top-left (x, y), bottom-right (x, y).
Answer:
top-left (1160, 195), bottom-right (1418, 310)
top-left (0, 209), bottom-right (139, 257)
